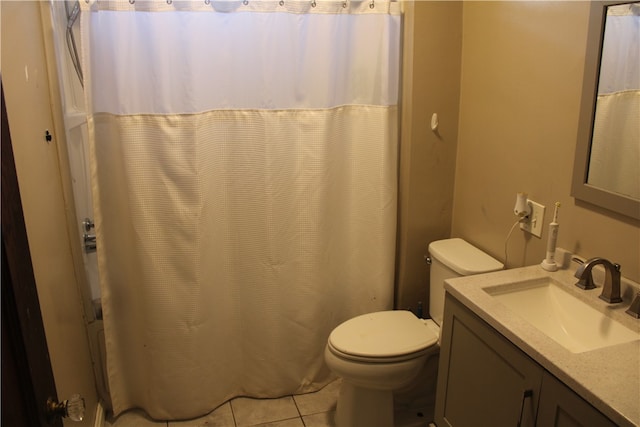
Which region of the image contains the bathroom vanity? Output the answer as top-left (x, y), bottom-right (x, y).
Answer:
top-left (434, 265), bottom-right (640, 427)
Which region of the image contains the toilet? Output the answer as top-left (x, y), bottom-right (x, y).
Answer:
top-left (324, 238), bottom-right (503, 427)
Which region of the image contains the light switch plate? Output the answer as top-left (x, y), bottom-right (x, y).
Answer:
top-left (520, 200), bottom-right (545, 238)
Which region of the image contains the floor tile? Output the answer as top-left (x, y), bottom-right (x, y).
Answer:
top-left (292, 379), bottom-right (340, 416)
top-left (395, 406), bottom-right (431, 427)
top-left (301, 411), bottom-right (335, 427)
top-left (230, 396), bottom-right (299, 427)
top-left (104, 378), bottom-right (431, 427)
top-left (106, 409), bottom-right (167, 427)
top-left (168, 402), bottom-right (235, 427)
top-left (249, 418), bottom-right (304, 427)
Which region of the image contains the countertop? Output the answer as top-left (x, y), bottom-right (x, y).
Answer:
top-left (444, 264), bottom-right (640, 427)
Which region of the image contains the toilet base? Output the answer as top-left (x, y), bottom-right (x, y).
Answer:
top-left (335, 381), bottom-right (394, 427)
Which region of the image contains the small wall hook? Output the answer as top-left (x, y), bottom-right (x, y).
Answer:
top-left (45, 129), bottom-right (52, 143)
top-left (430, 113), bottom-right (439, 132)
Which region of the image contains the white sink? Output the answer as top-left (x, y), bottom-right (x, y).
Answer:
top-left (484, 277), bottom-right (640, 353)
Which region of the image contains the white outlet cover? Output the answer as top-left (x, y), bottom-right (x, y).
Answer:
top-left (520, 200), bottom-right (546, 238)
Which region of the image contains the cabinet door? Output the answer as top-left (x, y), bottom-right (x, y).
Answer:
top-left (536, 372), bottom-right (616, 427)
top-left (435, 294), bottom-right (543, 427)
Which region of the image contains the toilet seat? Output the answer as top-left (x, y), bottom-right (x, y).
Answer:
top-left (328, 311), bottom-right (438, 363)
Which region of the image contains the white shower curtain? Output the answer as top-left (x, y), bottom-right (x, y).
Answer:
top-left (80, 0), bottom-right (401, 420)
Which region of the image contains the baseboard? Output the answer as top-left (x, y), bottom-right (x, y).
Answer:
top-left (93, 400), bottom-right (106, 427)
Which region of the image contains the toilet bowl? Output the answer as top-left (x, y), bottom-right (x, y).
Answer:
top-left (325, 238), bottom-right (503, 427)
top-left (325, 310), bottom-right (439, 427)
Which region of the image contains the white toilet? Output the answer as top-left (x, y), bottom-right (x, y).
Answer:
top-left (324, 238), bottom-right (503, 427)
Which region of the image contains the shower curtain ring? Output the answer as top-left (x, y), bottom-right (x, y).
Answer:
top-left (369, 0), bottom-right (375, 8)
top-left (128, 0), bottom-right (134, 4)
top-left (167, 0), bottom-right (172, 4)
top-left (279, 0), bottom-right (284, 5)
top-left (205, 0), bottom-right (210, 4)
top-left (342, 1), bottom-right (347, 8)
top-left (243, 0), bottom-right (248, 4)
top-left (311, 0), bottom-right (316, 7)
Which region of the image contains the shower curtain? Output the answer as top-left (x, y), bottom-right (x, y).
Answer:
top-left (80, 0), bottom-right (401, 420)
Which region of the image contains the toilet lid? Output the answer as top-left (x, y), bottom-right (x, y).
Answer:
top-left (328, 311), bottom-right (438, 358)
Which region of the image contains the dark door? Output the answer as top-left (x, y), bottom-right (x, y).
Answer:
top-left (1, 82), bottom-right (62, 427)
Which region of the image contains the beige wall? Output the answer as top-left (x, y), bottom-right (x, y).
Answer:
top-left (1, 2), bottom-right (98, 425)
top-left (396, 1), bottom-right (463, 311)
top-left (399, 1), bottom-right (640, 312)
top-left (453, 2), bottom-right (640, 281)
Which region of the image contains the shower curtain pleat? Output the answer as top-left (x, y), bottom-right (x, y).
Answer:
top-left (81, 1), bottom-right (401, 420)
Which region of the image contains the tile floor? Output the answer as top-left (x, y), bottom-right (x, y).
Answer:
top-left (105, 379), bottom-right (432, 427)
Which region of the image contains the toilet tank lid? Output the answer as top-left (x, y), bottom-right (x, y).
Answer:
top-left (428, 238), bottom-right (503, 276)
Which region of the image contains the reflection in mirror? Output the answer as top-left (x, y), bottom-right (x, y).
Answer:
top-left (587, 3), bottom-right (640, 200)
top-left (572, 1), bottom-right (640, 220)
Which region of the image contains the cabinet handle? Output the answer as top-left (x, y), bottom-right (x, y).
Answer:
top-left (517, 389), bottom-right (534, 427)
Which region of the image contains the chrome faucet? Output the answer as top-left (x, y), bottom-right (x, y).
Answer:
top-left (574, 258), bottom-right (622, 303)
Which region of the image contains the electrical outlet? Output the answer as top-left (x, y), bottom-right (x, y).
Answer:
top-left (520, 200), bottom-right (546, 238)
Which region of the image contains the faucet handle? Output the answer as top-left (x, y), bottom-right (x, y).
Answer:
top-left (625, 291), bottom-right (640, 319)
top-left (575, 275), bottom-right (596, 290)
top-left (574, 261), bottom-right (597, 290)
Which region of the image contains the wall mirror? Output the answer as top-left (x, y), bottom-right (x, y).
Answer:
top-left (572, 1), bottom-right (640, 220)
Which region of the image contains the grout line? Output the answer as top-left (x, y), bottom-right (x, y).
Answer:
top-left (290, 395), bottom-right (309, 427)
top-left (229, 400), bottom-right (238, 427)
top-left (291, 394), bottom-right (303, 418)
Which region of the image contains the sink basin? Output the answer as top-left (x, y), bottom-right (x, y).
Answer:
top-left (484, 278), bottom-right (640, 353)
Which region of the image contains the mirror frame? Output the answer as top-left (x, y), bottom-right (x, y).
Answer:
top-left (571, 1), bottom-right (640, 220)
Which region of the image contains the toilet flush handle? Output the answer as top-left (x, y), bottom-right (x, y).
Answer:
top-left (424, 255), bottom-right (432, 265)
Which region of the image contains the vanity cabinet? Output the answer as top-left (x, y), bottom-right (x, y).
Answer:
top-left (434, 293), bottom-right (616, 427)
top-left (537, 372), bottom-right (616, 427)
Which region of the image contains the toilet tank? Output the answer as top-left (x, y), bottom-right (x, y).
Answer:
top-left (428, 238), bottom-right (503, 326)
